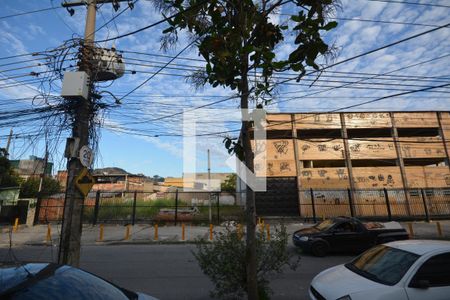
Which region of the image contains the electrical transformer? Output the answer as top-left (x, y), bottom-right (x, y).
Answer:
top-left (91, 47), bottom-right (125, 82)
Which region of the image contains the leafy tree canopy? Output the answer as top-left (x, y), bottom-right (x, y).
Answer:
top-left (153, 0), bottom-right (337, 97)
top-left (19, 177), bottom-right (61, 198)
top-left (152, 0), bottom-right (337, 157)
top-left (0, 156), bottom-right (21, 188)
top-left (221, 173), bottom-right (237, 192)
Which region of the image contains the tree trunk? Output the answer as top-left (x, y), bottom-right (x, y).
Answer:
top-left (240, 57), bottom-right (259, 299)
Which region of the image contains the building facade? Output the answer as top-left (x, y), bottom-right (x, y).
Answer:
top-left (56, 170), bottom-right (154, 192)
top-left (247, 111), bottom-right (450, 218)
top-left (10, 156), bottom-right (53, 180)
top-left (164, 173), bottom-right (234, 191)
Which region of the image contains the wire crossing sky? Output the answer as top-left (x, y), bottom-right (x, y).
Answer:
top-left (0, 0), bottom-right (449, 177)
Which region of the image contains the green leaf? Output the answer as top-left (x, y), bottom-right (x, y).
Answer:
top-left (243, 44), bottom-right (254, 54)
top-left (290, 12), bottom-right (304, 23)
top-left (224, 138), bottom-right (231, 149)
top-left (322, 21), bottom-right (338, 31)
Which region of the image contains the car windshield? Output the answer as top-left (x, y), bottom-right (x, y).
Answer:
top-left (345, 245), bottom-right (419, 285)
top-left (314, 219), bottom-right (335, 231)
top-left (0, 264), bottom-right (136, 300)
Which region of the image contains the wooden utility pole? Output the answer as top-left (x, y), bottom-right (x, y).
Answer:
top-left (58, 0), bottom-right (97, 267)
top-left (5, 129), bottom-right (13, 158)
top-left (58, 0), bottom-right (129, 266)
top-left (208, 149), bottom-right (212, 223)
top-left (33, 144), bottom-right (48, 226)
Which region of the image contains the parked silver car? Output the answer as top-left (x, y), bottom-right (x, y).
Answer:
top-left (310, 240), bottom-right (450, 300)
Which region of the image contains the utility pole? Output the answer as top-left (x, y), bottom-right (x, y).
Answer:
top-left (38, 143), bottom-right (49, 193)
top-left (58, 0), bottom-right (130, 267)
top-left (58, 0), bottom-right (97, 267)
top-left (33, 143), bottom-right (48, 226)
top-left (207, 149), bottom-right (211, 223)
top-left (5, 129), bottom-right (13, 158)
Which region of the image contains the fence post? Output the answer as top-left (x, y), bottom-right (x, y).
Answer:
top-left (174, 189), bottom-right (179, 226)
top-left (216, 193), bottom-right (220, 225)
top-left (93, 190), bottom-right (100, 225)
top-left (420, 189), bottom-right (430, 222)
top-left (347, 189), bottom-right (355, 217)
top-left (383, 188), bottom-right (392, 222)
top-left (310, 188), bottom-right (317, 223)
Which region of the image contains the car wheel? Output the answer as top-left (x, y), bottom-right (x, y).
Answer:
top-left (311, 240), bottom-right (329, 257)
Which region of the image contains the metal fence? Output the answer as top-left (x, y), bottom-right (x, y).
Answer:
top-left (37, 190), bottom-right (245, 225)
top-left (300, 188), bottom-right (450, 222)
top-left (34, 187), bottom-right (450, 224)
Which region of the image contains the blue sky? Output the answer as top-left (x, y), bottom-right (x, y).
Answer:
top-left (0, 0), bottom-right (449, 177)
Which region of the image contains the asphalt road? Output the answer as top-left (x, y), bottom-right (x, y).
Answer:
top-left (0, 244), bottom-right (353, 300)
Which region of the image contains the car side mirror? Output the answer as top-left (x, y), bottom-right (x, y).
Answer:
top-left (410, 279), bottom-right (430, 289)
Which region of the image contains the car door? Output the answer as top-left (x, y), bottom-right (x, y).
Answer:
top-left (327, 221), bottom-right (362, 252)
top-left (405, 252), bottom-right (450, 300)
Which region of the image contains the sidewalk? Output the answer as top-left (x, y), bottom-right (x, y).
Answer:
top-left (1, 220), bottom-right (449, 247)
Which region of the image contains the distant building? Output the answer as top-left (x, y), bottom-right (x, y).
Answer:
top-left (162, 177), bottom-right (205, 190)
top-left (56, 169), bottom-right (154, 192)
top-left (183, 172), bottom-right (233, 184)
top-left (163, 173), bottom-right (234, 191)
top-left (92, 173), bottom-right (152, 192)
top-left (10, 156), bottom-right (53, 180)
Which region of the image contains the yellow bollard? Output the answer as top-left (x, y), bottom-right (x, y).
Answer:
top-left (46, 224), bottom-right (51, 243)
top-left (436, 222), bottom-right (443, 238)
top-left (407, 223), bottom-right (414, 238)
top-left (154, 224), bottom-right (158, 241)
top-left (266, 224), bottom-right (271, 241)
top-left (209, 224), bottom-right (213, 241)
top-left (237, 223), bottom-right (242, 240)
top-left (99, 224), bottom-right (104, 241)
top-left (13, 218), bottom-right (19, 232)
top-left (125, 224), bottom-right (131, 240)
top-left (182, 223), bottom-right (185, 241)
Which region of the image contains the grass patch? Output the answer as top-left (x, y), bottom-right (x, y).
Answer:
top-left (82, 197), bottom-right (244, 224)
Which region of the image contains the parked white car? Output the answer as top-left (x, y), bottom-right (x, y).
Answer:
top-left (310, 240), bottom-right (450, 300)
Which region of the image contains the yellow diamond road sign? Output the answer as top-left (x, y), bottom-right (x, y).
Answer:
top-left (75, 167), bottom-right (95, 197)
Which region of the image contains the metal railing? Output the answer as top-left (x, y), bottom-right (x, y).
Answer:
top-left (37, 190), bottom-right (244, 225)
top-left (34, 187), bottom-right (450, 224)
top-left (300, 188), bottom-right (450, 222)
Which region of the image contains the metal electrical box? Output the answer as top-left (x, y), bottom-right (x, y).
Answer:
top-left (61, 71), bottom-right (90, 100)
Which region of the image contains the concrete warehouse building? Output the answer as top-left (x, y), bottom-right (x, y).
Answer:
top-left (241, 111), bottom-right (450, 218)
